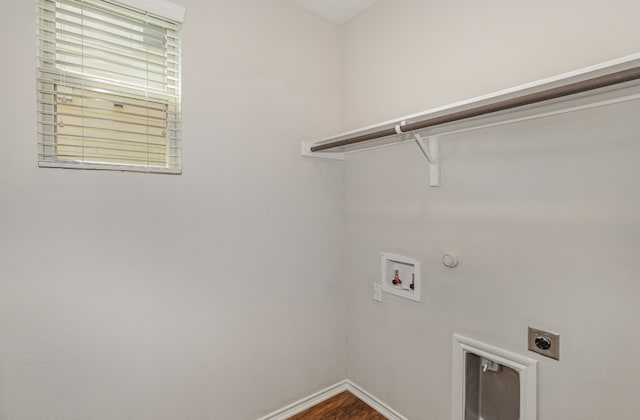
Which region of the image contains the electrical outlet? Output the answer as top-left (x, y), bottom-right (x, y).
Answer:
top-left (373, 283), bottom-right (382, 302)
top-left (528, 327), bottom-right (560, 360)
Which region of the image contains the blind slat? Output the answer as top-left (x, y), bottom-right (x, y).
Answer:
top-left (48, 139), bottom-right (172, 154)
top-left (37, 67), bottom-right (180, 100)
top-left (38, 61), bottom-right (175, 94)
top-left (38, 161), bottom-right (182, 174)
top-left (39, 27), bottom-right (169, 62)
top-left (50, 0), bottom-right (182, 29)
top-left (38, 92), bottom-right (170, 113)
top-left (38, 141), bottom-right (181, 153)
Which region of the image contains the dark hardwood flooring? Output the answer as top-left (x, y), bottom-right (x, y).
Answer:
top-left (288, 391), bottom-right (386, 419)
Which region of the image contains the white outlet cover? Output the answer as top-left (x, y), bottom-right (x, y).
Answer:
top-left (373, 283), bottom-right (382, 302)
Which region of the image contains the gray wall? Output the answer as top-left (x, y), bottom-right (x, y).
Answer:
top-left (341, 1), bottom-right (640, 419)
top-left (0, 1), bottom-right (345, 419)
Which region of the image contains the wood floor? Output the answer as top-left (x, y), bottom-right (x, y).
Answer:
top-left (288, 391), bottom-right (386, 420)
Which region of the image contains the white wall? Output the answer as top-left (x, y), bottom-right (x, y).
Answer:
top-left (5, 1), bottom-right (640, 419)
top-left (343, 0), bottom-right (640, 127)
top-left (341, 1), bottom-right (640, 419)
top-left (0, 1), bottom-right (345, 419)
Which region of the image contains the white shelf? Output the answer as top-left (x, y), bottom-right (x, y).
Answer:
top-left (303, 53), bottom-right (640, 159)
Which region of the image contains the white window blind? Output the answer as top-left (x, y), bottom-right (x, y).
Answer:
top-left (36, 0), bottom-right (183, 174)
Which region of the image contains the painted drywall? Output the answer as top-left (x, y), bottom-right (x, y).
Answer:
top-left (0, 1), bottom-right (345, 419)
top-left (342, 0), bottom-right (640, 127)
top-left (341, 1), bottom-right (640, 419)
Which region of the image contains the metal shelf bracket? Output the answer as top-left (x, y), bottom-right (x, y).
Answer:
top-left (414, 133), bottom-right (440, 187)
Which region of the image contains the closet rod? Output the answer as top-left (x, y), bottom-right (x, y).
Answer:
top-left (310, 66), bottom-right (640, 153)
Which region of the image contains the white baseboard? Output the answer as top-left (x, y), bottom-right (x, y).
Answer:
top-left (256, 380), bottom-right (349, 420)
top-left (345, 380), bottom-right (408, 420)
top-left (257, 379), bottom-right (407, 420)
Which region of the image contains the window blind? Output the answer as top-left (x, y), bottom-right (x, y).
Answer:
top-left (36, 0), bottom-right (183, 173)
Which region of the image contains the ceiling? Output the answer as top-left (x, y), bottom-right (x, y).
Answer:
top-left (291, 0), bottom-right (377, 24)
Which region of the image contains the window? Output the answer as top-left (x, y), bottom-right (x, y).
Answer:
top-left (36, 0), bottom-right (184, 173)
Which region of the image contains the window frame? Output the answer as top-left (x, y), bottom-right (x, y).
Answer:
top-left (36, 0), bottom-right (184, 174)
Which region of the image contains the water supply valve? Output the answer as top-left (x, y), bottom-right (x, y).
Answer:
top-left (392, 269), bottom-right (402, 286)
